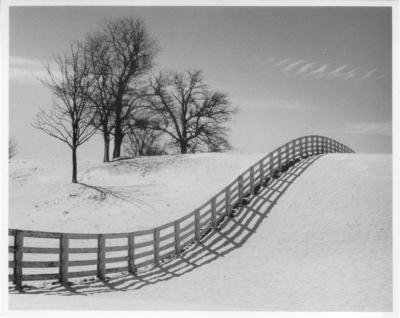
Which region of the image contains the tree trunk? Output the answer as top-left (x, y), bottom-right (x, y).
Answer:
top-left (72, 146), bottom-right (77, 183)
top-left (103, 130), bottom-right (110, 163)
top-left (113, 132), bottom-right (123, 158)
top-left (180, 140), bottom-right (188, 154)
top-left (113, 101), bottom-right (123, 159)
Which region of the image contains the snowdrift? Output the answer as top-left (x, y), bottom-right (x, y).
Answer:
top-left (8, 138), bottom-right (392, 311)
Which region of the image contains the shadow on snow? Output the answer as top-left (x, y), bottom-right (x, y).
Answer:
top-left (10, 154), bottom-right (324, 297)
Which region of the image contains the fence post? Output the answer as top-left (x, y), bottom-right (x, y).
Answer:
top-left (238, 175), bottom-right (244, 202)
top-left (292, 141), bottom-right (296, 161)
top-left (285, 144), bottom-right (289, 165)
top-left (312, 136), bottom-right (315, 154)
top-left (314, 136), bottom-right (317, 153)
top-left (60, 233), bottom-right (69, 285)
top-left (211, 197), bottom-right (217, 230)
top-left (225, 187), bottom-right (231, 217)
top-left (330, 139), bottom-right (333, 153)
top-left (305, 137), bottom-right (309, 156)
top-left (98, 235), bottom-right (106, 280)
top-left (325, 137), bottom-right (328, 153)
top-left (15, 230), bottom-right (24, 290)
top-left (320, 137), bottom-right (324, 153)
top-left (259, 160), bottom-right (265, 184)
top-left (250, 167), bottom-right (255, 194)
top-left (320, 137), bottom-right (323, 153)
top-left (277, 148), bottom-right (282, 171)
top-left (269, 155), bottom-right (274, 177)
top-left (300, 138), bottom-right (304, 157)
top-left (319, 137), bottom-right (323, 153)
top-left (195, 209), bottom-right (201, 243)
top-left (154, 228), bottom-right (160, 266)
top-left (128, 233), bottom-right (136, 274)
top-left (316, 136), bottom-right (319, 153)
top-left (174, 221), bottom-right (181, 256)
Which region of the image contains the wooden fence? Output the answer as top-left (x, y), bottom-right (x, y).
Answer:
top-left (9, 135), bottom-right (354, 290)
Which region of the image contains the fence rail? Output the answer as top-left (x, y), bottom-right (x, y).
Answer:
top-left (8, 135), bottom-right (354, 290)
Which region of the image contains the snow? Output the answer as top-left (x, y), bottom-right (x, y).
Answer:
top-left (6, 153), bottom-right (393, 313)
top-left (9, 153), bottom-right (266, 233)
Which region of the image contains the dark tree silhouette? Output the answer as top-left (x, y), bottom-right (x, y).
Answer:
top-left (9, 136), bottom-right (19, 159)
top-left (84, 33), bottom-right (116, 162)
top-left (32, 43), bottom-right (96, 183)
top-left (123, 127), bottom-right (168, 157)
top-left (145, 70), bottom-right (238, 154)
top-left (88, 16), bottom-right (159, 159)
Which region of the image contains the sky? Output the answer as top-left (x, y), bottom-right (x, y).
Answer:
top-left (3, 2), bottom-right (396, 160)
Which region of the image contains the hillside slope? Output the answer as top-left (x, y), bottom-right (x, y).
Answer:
top-left (8, 153), bottom-right (392, 312)
top-left (9, 153), bottom-right (266, 233)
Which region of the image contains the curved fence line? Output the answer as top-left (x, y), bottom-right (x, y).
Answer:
top-left (8, 135), bottom-right (354, 290)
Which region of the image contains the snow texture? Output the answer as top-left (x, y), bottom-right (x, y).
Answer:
top-left (8, 153), bottom-right (392, 312)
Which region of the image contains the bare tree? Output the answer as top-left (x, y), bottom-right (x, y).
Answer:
top-left (89, 16), bottom-right (159, 159)
top-left (32, 43), bottom-right (96, 183)
top-left (123, 127), bottom-right (168, 157)
top-left (9, 136), bottom-right (19, 159)
top-left (144, 69), bottom-right (238, 154)
top-left (84, 33), bottom-right (116, 162)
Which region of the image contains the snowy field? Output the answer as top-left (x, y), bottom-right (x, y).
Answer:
top-left (6, 152), bottom-right (393, 313)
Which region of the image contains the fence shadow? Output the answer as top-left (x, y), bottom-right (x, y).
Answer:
top-left (10, 154), bottom-right (324, 297)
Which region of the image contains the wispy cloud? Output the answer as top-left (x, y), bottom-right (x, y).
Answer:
top-left (283, 60), bottom-right (305, 71)
top-left (253, 56), bottom-right (385, 82)
top-left (343, 68), bottom-right (359, 80)
top-left (304, 63), bottom-right (330, 78)
top-left (260, 57), bottom-right (276, 68)
top-left (320, 121), bottom-right (392, 137)
top-left (360, 69), bottom-right (377, 80)
top-left (9, 56), bottom-right (61, 85)
top-left (272, 58), bottom-right (291, 68)
top-left (233, 97), bottom-right (319, 111)
top-left (326, 65), bottom-right (348, 79)
top-left (296, 62), bottom-right (317, 75)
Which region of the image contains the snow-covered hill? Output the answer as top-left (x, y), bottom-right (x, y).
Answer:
top-left (9, 153), bottom-right (266, 233)
top-left (7, 153), bottom-right (393, 312)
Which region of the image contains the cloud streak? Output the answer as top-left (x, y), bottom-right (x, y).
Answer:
top-left (296, 62), bottom-right (317, 75)
top-left (283, 60), bottom-right (305, 71)
top-left (233, 97), bottom-right (320, 111)
top-left (10, 56), bottom-right (62, 85)
top-left (320, 121), bottom-right (392, 137)
top-left (326, 65), bottom-right (348, 79)
top-left (360, 69), bottom-right (377, 80)
top-left (255, 56), bottom-right (385, 82)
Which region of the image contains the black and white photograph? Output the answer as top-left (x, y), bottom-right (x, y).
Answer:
top-left (2, 0), bottom-right (397, 315)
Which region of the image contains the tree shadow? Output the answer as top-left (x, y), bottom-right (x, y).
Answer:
top-left (10, 154), bottom-right (324, 297)
top-left (77, 182), bottom-right (167, 211)
top-left (84, 155), bottom-right (181, 178)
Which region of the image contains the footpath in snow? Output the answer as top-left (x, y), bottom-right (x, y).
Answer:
top-left (8, 153), bottom-right (392, 312)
